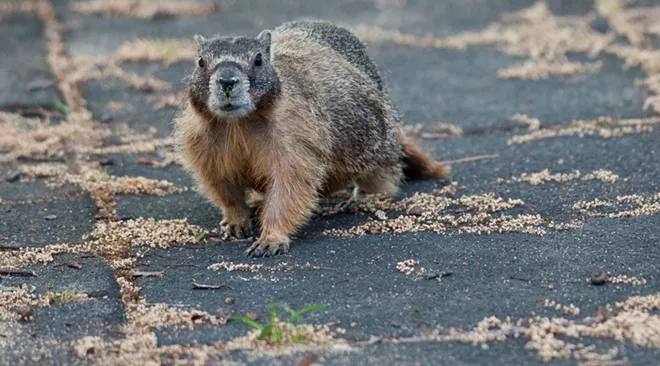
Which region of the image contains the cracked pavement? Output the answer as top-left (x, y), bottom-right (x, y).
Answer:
top-left (1, 0), bottom-right (659, 365)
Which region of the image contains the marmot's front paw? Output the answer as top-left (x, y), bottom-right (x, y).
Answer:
top-left (221, 217), bottom-right (253, 239)
top-left (245, 234), bottom-right (290, 257)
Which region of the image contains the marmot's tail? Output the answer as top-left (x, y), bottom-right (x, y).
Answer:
top-left (398, 132), bottom-right (451, 181)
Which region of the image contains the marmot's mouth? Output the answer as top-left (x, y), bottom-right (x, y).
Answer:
top-left (220, 104), bottom-right (241, 111)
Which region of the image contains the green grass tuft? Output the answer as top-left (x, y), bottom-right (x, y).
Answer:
top-left (230, 299), bottom-right (327, 344)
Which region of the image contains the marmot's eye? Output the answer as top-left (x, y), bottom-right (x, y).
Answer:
top-left (197, 57), bottom-right (205, 68)
top-left (254, 53), bottom-right (262, 66)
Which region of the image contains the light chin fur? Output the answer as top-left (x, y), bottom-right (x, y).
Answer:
top-left (207, 92), bottom-right (256, 119)
top-left (210, 105), bottom-right (254, 119)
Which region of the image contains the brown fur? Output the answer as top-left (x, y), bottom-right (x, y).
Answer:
top-left (399, 132), bottom-right (451, 180)
top-left (174, 20), bottom-right (450, 256)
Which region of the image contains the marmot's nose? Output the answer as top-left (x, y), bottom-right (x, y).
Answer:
top-left (218, 77), bottom-right (239, 91)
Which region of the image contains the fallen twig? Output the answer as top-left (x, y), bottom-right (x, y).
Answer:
top-left (131, 271), bottom-right (163, 278)
top-left (166, 264), bottom-right (200, 269)
top-left (509, 275), bottom-right (552, 283)
top-left (0, 245), bottom-right (21, 251)
top-left (437, 154), bottom-right (500, 165)
top-left (192, 282), bottom-right (233, 290)
top-left (0, 269), bottom-right (37, 277)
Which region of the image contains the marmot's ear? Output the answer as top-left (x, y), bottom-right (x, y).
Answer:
top-left (257, 30), bottom-right (272, 53)
top-left (193, 34), bottom-right (208, 50)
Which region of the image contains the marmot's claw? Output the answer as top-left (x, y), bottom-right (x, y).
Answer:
top-left (335, 187), bottom-right (362, 213)
top-left (221, 219), bottom-right (253, 239)
top-left (335, 197), bottom-right (357, 213)
top-left (245, 240), bottom-right (290, 257)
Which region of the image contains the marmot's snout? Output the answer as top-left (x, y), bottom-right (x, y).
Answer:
top-left (208, 65), bottom-right (253, 117)
top-left (216, 63), bottom-right (241, 93)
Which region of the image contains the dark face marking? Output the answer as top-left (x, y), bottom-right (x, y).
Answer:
top-left (188, 33), bottom-right (280, 119)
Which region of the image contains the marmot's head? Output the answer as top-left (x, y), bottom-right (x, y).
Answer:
top-left (188, 30), bottom-right (279, 119)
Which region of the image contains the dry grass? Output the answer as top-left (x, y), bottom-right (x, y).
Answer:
top-left (596, 0), bottom-right (657, 47)
top-left (0, 243), bottom-right (93, 269)
top-left (573, 193), bottom-right (660, 218)
top-left (72, 332), bottom-right (223, 365)
top-left (45, 165), bottom-right (186, 218)
top-left (128, 302), bottom-right (220, 330)
top-left (0, 1), bottom-right (38, 16)
top-left (595, 1), bottom-right (660, 114)
top-left (70, 57), bottom-right (171, 92)
top-left (37, 0), bottom-right (84, 111)
top-left (350, 23), bottom-right (506, 51)
top-left (511, 114), bottom-right (541, 131)
top-left (353, 1), bottom-right (613, 80)
top-left (224, 321), bottom-right (350, 355)
top-left (405, 291), bottom-right (660, 363)
top-left (401, 123), bottom-right (464, 139)
top-left (507, 116), bottom-right (660, 145)
top-left (543, 299), bottom-right (581, 316)
top-left (322, 187), bottom-right (555, 237)
top-left (497, 60), bottom-right (602, 80)
top-left (72, 0), bottom-right (220, 19)
top-left (112, 38), bottom-right (196, 65)
top-left (0, 285), bottom-right (50, 322)
top-left (0, 111), bottom-right (111, 164)
top-left (496, 169), bottom-right (619, 185)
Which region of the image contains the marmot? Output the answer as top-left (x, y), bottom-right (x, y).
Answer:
top-left (173, 19), bottom-right (450, 257)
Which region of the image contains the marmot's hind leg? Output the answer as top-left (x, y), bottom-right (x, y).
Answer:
top-left (335, 185), bottom-right (361, 213)
top-left (247, 190), bottom-right (265, 210)
top-left (336, 168), bottom-right (402, 213)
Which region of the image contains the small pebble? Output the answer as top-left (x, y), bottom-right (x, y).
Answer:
top-left (217, 307), bottom-right (232, 319)
top-left (136, 157), bottom-right (153, 165)
top-left (15, 306), bottom-right (33, 321)
top-left (408, 206), bottom-right (425, 216)
top-left (26, 79), bottom-right (54, 92)
top-left (99, 159), bottom-right (114, 166)
top-left (590, 271), bottom-right (608, 286)
top-left (138, 82), bottom-right (154, 93)
top-left (224, 297), bottom-right (235, 305)
top-left (44, 215), bottom-right (57, 220)
top-left (5, 171), bottom-right (21, 183)
top-left (99, 114), bottom-right (113, 123)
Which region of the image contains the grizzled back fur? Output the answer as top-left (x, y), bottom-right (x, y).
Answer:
top-left (275, 19), bottom-right (384, 91)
